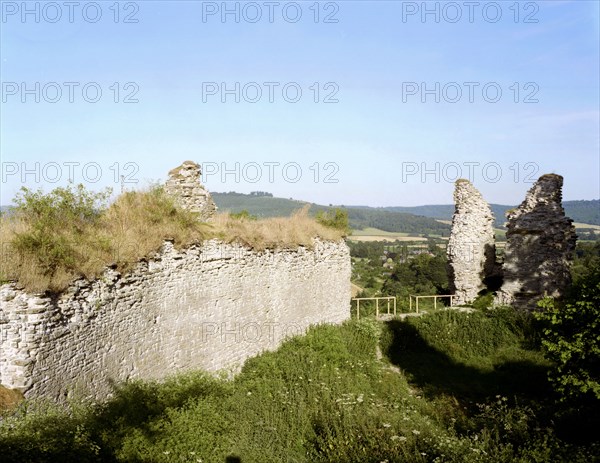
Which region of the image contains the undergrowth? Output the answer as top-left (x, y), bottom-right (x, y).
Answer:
top-left (1, 312), bottom-right (597, 462)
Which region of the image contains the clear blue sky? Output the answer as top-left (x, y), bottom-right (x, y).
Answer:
top-left (1, 0), bottom-right (599, 207)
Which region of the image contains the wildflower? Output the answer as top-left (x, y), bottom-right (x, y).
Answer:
top-left (383, 423), bottom-right (391, 428)
top-left (412, 430), bottom-right (421, 435)
top-left (391, 435), bottom-right (407, 442)
top-left (247, 391), bottom-right (252, 396)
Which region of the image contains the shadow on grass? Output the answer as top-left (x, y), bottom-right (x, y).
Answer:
top-left (0, 374), bottom-right (232, 463)
top-left (380, 319), bottom-right (552, 401)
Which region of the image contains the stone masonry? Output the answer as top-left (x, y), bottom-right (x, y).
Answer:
top-left (0, 239), bottom-right (351, 401)
top-left (447, 179), bottom-right (496, 305)
top-left (495, 174), bottom-right (577, 310)
top-left (164, 161), bottom-right (217, 220)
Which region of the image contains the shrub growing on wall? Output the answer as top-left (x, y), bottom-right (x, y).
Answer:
top-left (315, 208), bottom-right (349, 235)
top-left (10, 184), bottom-right (111, 277)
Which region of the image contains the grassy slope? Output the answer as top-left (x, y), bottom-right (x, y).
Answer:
top-left (1, 311), bottom-right (597, 462)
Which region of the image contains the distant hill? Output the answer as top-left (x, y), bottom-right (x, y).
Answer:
top-left (381, 200), bottom-right (600, 228)
top-left (212, 192), bottom-right (451, 236)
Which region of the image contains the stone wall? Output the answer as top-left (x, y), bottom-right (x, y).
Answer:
top-left (164, 161), bottom-right (217, 220)
top-left (495, 174), bottom-right (576, 309)
top-left (0, 240), bottom-right (350, 401)
top-left (447, 179), bottom-right (497, 305)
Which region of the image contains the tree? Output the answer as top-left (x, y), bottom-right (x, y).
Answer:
top-left (536, 265), bottom-right (600, 402)
top-left (382, 253), bottom-right (449, 297)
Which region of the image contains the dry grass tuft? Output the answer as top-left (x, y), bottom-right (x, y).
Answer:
top-left (215, 205), bottom-right (345, 250)
top-left (0, 190), bottom-right (344, 294)
top-left (0, 386), bottom-right (24, 412)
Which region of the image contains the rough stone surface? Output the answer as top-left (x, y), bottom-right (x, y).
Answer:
top-left (0, 240), bottom-right (350, 401)
top-left (447, 179), bottom-right (497, 305)
top-left (164, 161), bottom-right (217, 220)
top-left (495, 174), bottom-right (576, 310)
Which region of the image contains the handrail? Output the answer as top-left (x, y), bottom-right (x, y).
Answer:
top-left (409, 294), bottom-right (456, 313)
top-left (351, 296), bottom-right (396, 320)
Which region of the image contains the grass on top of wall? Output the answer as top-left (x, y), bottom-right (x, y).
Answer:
top-left (0, 184), bottom-right (345, 293)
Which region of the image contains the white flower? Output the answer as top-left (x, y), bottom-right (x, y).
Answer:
top-left (382, 423), bottom-right (392, 428)
top-left (412, 429), bottom-right (421, 435)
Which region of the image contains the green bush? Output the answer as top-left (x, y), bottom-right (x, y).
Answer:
top-left (229, 209), bottom-right (257, 221)
top-left (10, 185), bottom-right (111, 276)
top-left (315, 208), bottom-right (349, 234)
top-left (535, 267), bottom-right (600, 402)
top-left (472, 292), bottom-right (494, 311)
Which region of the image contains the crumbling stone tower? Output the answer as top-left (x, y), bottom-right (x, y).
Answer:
top-left (447, 179), bottom-right (497, 305)
top-left (164, 161), bottom-right (217, 221)
top-left (495, 174), bottom-right (577, 310)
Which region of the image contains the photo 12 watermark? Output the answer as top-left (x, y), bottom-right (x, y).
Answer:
top-left (201, 161), bottom-right (339, 184)
top-left (201, 82), bottom-right (339, 103)
top-left (400, 161), bottom-right (540, 184)
top-left (400, 1), bottom-right (539, 24)
top-left (1, 1), bottom-right (140, 24)
top-left (201, 1), bottom-right (339, 24)
top-left (1, 82), bottom-right (140, 104)
top-left (401, 82), bottom-right (539, 104)
top-left (198, 321), bottom-right (304, 343)
top-left (1, 161), bottom-right (140, 185)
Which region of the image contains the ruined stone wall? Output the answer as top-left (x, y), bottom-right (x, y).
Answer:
top-left (164, 161), bottom-right (217, 220)
top-left (0, 240), bottom-right (350, 401)
top-left (447, 179), bottom-right (497, 305)
top-left (495, 174), bottom-right (576, 309)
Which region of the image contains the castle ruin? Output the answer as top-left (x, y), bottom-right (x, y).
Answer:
top-left (447, 174), bottom-right (576, 310)
top-left (446, 179), bottom-right (496, 305)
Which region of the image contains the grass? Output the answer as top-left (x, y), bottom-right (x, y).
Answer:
top-left (0, 186), bottom-right (345, 293)
top-left (1, 311), bottom-right (598, 462)
top-left (0, 387), bottom-right (24, 412)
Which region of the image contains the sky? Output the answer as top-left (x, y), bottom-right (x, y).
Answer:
top-left (1, 0), bottom-right (599, 207)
